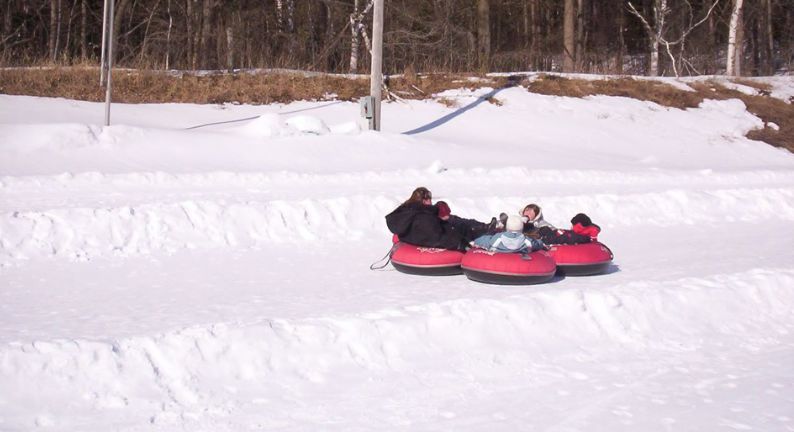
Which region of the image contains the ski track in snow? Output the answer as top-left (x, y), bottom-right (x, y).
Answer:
top-left (2, 86), bottom-right (794, 431)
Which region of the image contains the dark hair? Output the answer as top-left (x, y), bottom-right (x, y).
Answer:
top-left (570, 213), bottom-right (592, 227)
top-left (522, 203), bottom-right (541, 216)
top-left (404, 187), bottom-right (432, 205)
top-left (436, 201), bottom-right (451, 218)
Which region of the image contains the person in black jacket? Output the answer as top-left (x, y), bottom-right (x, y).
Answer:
top-left (436, 201), bottom-right (499, 243)
top-left (385, 187), bottom-right (467, 251)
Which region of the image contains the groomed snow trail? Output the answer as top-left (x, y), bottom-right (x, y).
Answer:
top-left (1, 84), bottom-right (794, 431)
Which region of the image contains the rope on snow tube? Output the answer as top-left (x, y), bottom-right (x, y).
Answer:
top-left (369, 242), bottom-right (401, 270)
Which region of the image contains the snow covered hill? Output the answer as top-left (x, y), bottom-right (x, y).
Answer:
top-left (1, 79), bottom-right (794, 431)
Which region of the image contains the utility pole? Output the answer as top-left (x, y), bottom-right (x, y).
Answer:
top-left (100, 0), bottom-right (114, 126)
top-left (369, 0), bottom-right (384, 131)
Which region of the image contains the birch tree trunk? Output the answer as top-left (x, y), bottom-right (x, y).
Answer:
top-left (650, 0), bottom-right (664, 76)
top-left (563, 0), bottom-right (575, 72)
top-left (350, 0), bottom-right (360, 72)
top-left (727, 0), bottom-right (744, 76)
top-left (275, 0), bottom-right (284, 32)
top-left (477, 0), bottom-right (491, 71)
top-left (275, 0), bottom-right (294, 33)
top-left (225, 26), bottom-right (233, 71)
top-left (286, 0), bottom-right (294, 33)
top-left (735, 1), bottom-right (744, 75)
top-left (165, 0), bottom-right (172, 69)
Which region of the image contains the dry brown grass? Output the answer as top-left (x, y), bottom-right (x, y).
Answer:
top-left (0, 67), bottom-right (508, 104)
top-left (386, 73), bottom-right (506, 99)
top-left (0, 67), bottom-right (371, 104)
top-left (0, 68), bottom-right (790, 152)
top-left (527, 75), bottom-right (703, 109)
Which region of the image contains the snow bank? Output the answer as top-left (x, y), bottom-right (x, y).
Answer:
top-left (2, 186), bottom-right (793, 263)
top-left (2, 267), bottom-right (792, 430)
top-left (4, 167), bottom-right (794, 192)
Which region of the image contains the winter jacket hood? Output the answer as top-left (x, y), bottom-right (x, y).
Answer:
top-left (524, 209), bottom-right (556, 230)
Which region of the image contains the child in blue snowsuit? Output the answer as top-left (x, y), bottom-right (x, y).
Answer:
top-left (471, 215), bottom-right (546, 253)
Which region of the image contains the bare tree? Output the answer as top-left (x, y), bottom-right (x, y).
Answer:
top-left (762, 0), bottom-right (773, 75)
top-left (2, 0), bottom-right (791, 77)
top-left (628, 0), bottom-right (720, 77)
top-left (80, 0), bottom-right (87, 60)
top-left (477, 0), bottom-right (491, 71)
top-left (199, 0), bottom-right (215, 69)
top-left (165, 0), bottom-right (172, 69)
top-left (563, 0), bottom-right (575, 72)
top-left (726, 0), bottom-right (744, 76)
top-left (575, 0), bottom-right (586, 69)
top-left (615, 0), bottom-right (625, 74)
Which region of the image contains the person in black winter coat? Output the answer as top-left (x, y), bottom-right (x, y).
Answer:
top-left (436, 201), bottom-right (499, 243)
top-left (385, 187), bottom-right (467, 251)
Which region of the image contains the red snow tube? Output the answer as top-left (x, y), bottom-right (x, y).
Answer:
top-left (548, 242), bottom-right (613, 276)
top-left (391, 243), bottom-right (465, 276)
top-left (461, 249), bottom-right (557, 285)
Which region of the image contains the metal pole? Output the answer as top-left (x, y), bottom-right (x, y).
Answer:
top-left (99, 0), bottom-right (109, 86)
top-left (369, 0), bottom-right (384, 131)
top-left (104, 0), bottom-right (114, 126)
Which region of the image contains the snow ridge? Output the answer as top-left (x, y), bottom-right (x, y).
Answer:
top-left (2, 268), bottom-right (792, 429)
top-left (4, 168), bottom-right (794, 191)
top-left (2, 187), bottom-right (793, 263)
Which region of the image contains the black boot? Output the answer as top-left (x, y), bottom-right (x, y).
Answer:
top-left (485, 217), bottom-right (501, 234)
top-left (499, 212), bottom-right (508, 228)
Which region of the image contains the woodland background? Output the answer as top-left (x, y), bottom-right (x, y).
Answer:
top-left (0, 0), bottom-right (791, 76)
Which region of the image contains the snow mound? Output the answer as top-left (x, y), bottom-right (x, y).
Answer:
top-left (236, 113), bottom-right (287, 137)
top-left (2, 268), bottom-right (792, 430)
top-left (284, 115), bottom-right (330, 135)
top-left (2, 187), bottom-right (794, 264)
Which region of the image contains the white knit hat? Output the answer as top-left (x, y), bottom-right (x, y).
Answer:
top-left (506, 215), bottom-right (524, 232)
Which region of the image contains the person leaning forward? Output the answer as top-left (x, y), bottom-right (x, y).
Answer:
top-left (385, 187), bottom-right (467, 251)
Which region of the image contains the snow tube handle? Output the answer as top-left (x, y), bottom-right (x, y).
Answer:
top-left (370, 242), bottom-right (401, 270)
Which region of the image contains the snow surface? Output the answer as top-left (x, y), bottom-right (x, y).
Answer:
top-left (1, 78), bottom-right (794, 431)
